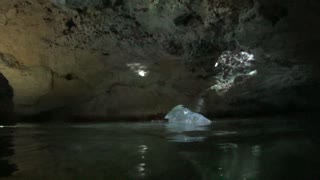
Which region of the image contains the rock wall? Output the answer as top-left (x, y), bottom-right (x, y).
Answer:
top-left (0, 0), bottom-right (319, 119)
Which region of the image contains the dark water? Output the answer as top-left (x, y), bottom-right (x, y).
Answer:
top-left (0, 117), bottom-right (320, 180)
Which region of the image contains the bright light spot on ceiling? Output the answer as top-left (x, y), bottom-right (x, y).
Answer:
top-left (248, 70), bottom-right (258, 76)
top-left (127, 63), bottom-right (149, 77)
top-left (211, 51), bottom-right (258, 95)
top-left (241, 51), bottom-right (255, 61)
top-left (138, 70), bottom-right (147, 77)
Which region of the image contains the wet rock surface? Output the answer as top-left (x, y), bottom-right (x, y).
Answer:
top-left (0, 0), bottom-right (319, 120)
top-left (165, 105), bottom-right (211, 126)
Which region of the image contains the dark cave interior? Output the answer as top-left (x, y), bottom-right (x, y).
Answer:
top-left (1, 0), bottom-right (320, 179)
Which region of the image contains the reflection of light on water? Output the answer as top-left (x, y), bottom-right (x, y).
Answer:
top-left (139, 145), bottom-right (148, 153)
top-left (217, 143), bottom-right (259, 179)
top-left (138, 163), bottom-right (146, 174)
top-left (213, 131), bottom-right (238, 136)
top-left (166, 123), bottom-right (209, 133)
top-left (168, 134), bottom-right (206, 143)
top-left (218, 167), bottom-right (224, 177)
top-left (252, 145), bottom-right (261, 157)
top-left (218, 143), bottom-right (238, 151)
top-left (137, 145), bottom-right (148, 177)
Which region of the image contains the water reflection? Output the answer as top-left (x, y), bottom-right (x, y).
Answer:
top-left (137, 145), bottom-right (148, 177)
top-left (252, 145), bottom-right (261, 157)
top-left (218, 143), bottom-right (238, 151)
top-left (218, 143), bottom-right (260, 180)
top-left (1, 120), bottom-right (320, 179)
top-left (0, 126), bottom-right (17, 177)
top-left (168, 134), bottom-right (206, 143)
top-left (165, 123), bottom-right (209, 133)
top-left (165, 123), bottom-right (209, 143)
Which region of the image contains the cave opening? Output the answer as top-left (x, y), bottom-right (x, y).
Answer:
top-left (0, 72), bottom-right (14, 125)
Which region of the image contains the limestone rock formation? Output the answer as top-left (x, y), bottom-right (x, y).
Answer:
top-left (165, 105), bottom-right (211, 126)
top-left (0, 0), bottom-right (319, 120)
top-left (0, 52), bottom-right (52, 114)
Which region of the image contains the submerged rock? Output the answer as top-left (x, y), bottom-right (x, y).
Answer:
top-left (165, 105), bottom-right (211, 126)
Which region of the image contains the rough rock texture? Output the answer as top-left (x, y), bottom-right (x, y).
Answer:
top-left (165, 105), bottom-right (211, 126)
top-left (0, 0), bottom-right (319, 119)
top-left (0, 72), bottom-right (14, 123)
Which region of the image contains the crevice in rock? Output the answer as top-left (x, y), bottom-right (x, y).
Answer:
top-left (174, 13), bottom-right (202, 26)
top-left (105, 82), bottom-right (136, 94)
top-left (0, 53), bottom-right (24, 69)
top-left (63, 73), bottom-right (78, 81)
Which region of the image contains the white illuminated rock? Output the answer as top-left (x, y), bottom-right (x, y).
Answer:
top-left (211, 51), bottom-right (258, 95)
top-left (165, 105), bottom-right (211, 126)
top-left (165, 105), bottom-right (211, 142)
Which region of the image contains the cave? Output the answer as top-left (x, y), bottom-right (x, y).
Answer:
top-left (1, 0), bottom-right (320, 179)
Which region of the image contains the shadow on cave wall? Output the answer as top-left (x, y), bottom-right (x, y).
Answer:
top-left (0, 73), bottom-right (17, 177)
top-left (0, 72), bottom-right (15, 125)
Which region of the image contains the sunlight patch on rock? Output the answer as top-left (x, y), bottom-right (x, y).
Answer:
top-left (211, 51), bottom-right (257, 95)
top-left (127, 63), bottom-right (149, 77)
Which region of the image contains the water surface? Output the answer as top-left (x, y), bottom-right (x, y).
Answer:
top-left (0, 117), bottom-right (319, 180)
